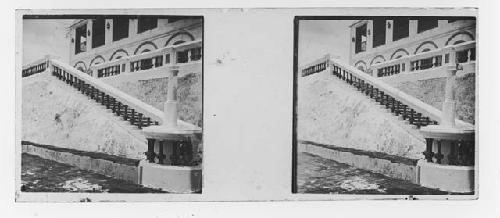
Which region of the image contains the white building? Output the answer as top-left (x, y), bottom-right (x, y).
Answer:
top-left (67, 16), bottom-right (202, 77)
top-left (348, 18), bottom-right (475, 76)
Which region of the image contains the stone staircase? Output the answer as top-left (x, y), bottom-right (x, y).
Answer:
top-left (51, 61), bottom-right (160, 130)
top-left (330, 65), bottom-right (438, 129)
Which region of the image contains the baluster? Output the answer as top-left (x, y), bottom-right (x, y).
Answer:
top-left (100, 92), bottom-right (105, 105)
top-left (130, 109), bottom-right (136, 126)
top-left (394, 101), bottom-right (400, 116)
top-left (373, 88), bottom-right (380, 102)
top-left (390, 97), bottom-right (395, 113)
top-left (415, 113), bottom-right (422, 128)
top-left (116, 102), bottom-right (122, 116)
top-left (105, 95), bottom-right (110, 109)
top-left (123, 105), bottom-right (128, 120)
top-left (402, 105), bottom-right (408, 120)
top-left (158, 140), bottom-right (165, 164)
top-left (409, 109), bottom-right (415, 124)
top-left (137, 113), bottom-right (143, 129)
top-left (435, 140), bottom-right (444, 164)
top-left (448, 141), bottom-right (457, 165)
top-left (423, 138), bottom-right (434, 162)
top-left (146, 138), bottom-right (156, 163)
top-left (171, 142), bottom-right (180, 165)
top-left (146, 117), bottom-right (152, 126)
top-left (111, 98), bottom-right (116, 113)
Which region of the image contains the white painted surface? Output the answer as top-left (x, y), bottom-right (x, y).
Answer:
top-left (22, 71), bottom-right (148, 158)
top-left (417, 160), bottom-right (474, 193)
top-left (139, 160), bottom-right (202, 193)
top-left (298, 70), bottom-right (425, 158)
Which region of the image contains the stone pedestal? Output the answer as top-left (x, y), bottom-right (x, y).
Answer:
top-left (417, 62), bottom-right (475, 193)
top-left (139, 65), bottom-right (202, 193)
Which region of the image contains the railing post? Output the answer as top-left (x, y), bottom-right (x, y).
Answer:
top-left (164, 66), bottom-right (180, 128)
top-left (441, 51), bottom-right (460, 128)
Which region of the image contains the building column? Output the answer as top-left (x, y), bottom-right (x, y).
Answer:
top-left (105, 19), bottom-right (113, 45)
top-left (386, 20), bottom-right (393, 44)
top-left (438, 19), bottom-right (448, 28)
top-left (366, 20), bottom-right (373, 52)
top-left (86, 20), bottom-right (93, 52)
top-left (409, 20), bottom-right (418, 37)
top-left (129, 19), bottom-right (138, 38)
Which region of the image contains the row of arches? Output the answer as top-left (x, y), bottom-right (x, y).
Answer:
top-left (73, 31), bottom-right (196, 72)
top-left (354, 31), bottom-right (474, 71)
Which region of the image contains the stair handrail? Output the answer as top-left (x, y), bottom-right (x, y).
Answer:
top-left (50, 58), bottom-right (201, 130)
top-left (328, 57), bottom-right (473, 129)
top-left (22, 55), bottom-right (54, 71)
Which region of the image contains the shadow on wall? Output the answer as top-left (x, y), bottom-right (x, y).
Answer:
top-left (111, 73), bottom-right (203, 127)
top-left (395, 74), bottom-right (475, 124)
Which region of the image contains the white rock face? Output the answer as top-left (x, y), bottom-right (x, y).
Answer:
top-left (298, 71), bottom-right (426, 159)
top-left (22, 72), bottom-right (147, 159)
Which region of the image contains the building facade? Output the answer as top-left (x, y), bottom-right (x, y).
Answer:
top-left (349, 18), bottom-right (475, 75)
top-left (68, 16), bottom-right (202, 76)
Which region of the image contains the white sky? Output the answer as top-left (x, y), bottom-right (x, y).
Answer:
top-left (298, 20), bottom-right (354, 67)
top-left (23, 19), bottom-right (75, 65)
top-left (23, 19), bottom-right (353, 67)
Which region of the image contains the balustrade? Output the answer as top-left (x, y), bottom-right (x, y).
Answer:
top-left (142, 66), bottom-right (201, 167)
top-left (331, 62), bottom-right (437, 128)
top-left (90, 40), bottom-right (202, 78)
top-left (51, 61), bottom-right (161, 129)
top-left (301, 61), bottom-right (328, 77)
top-left (371, 41), bottom-right (475, 78)
top-left (22, 59), bottom-right (50, 77)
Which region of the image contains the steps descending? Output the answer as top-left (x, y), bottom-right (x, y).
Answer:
top-left (330, 66), bottom-right (438, 129)
top-left (51, 64), bottom-right (159, 130)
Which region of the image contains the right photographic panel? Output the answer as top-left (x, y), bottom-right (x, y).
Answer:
top-left (292, 15), bottom-right (477, 196)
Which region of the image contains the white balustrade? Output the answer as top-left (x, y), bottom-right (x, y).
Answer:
top-left (371, 41), bottom-right (475, 77)
top-left (89, 40), bottom-right (202, 78)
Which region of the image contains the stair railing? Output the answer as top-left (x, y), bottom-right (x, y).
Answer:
top-left (50, 58), bottom-right (201, 131)
top-left (328, 57), bottom-right (473, 129)
top-left (22, 55), bottom-right (52, 77)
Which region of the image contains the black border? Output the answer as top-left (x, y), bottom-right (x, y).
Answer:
top-left (21, 14), bottom-right (205, 194)
top-left (292, 16), bottom-right (476, 194)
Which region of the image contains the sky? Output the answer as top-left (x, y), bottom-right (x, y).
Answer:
top-left (298, 20), bottom-right (354, 67)
top-left (23, 19), bottom-right (75, 65)
top-left (22, 19), bottom-right (353, 67)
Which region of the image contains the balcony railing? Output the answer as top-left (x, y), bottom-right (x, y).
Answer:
top-left (371, 41), bottom-right (476, 78)
top-left (301, 54), bottom-right (331, 77)
top-left (22, 56), bottom-right (51, 77)
top-left (89, 40), bottom-right (202, 78)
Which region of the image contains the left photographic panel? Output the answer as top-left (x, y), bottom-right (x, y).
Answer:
top-left (18, 13), bottom-right (204, 198)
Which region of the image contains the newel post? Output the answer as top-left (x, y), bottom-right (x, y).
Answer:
top-left (164, 66), bottom-right (180, 128)
top-left (416, 47), bottom-right (475, 193)
top-left (441, 51), bottom-right (460, 127)
top-left (141, 65), bottom-right (201, 166)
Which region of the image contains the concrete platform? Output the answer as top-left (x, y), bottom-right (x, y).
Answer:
top-left (138, 160), bottom-right (202, 193)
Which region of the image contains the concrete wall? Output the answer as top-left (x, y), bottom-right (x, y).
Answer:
top-left (22, 72), bottom-right (148, 159)
top-left (297, 70), bottom-right (426, 159)
top-left (390, 73), bottom-right (475, 124)
top-left (105, 72), bottom-right (203, 128)
top-left (349, 19), bottom-right (475, 70)
top-left (69, 18), bottom-right (203, 71)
